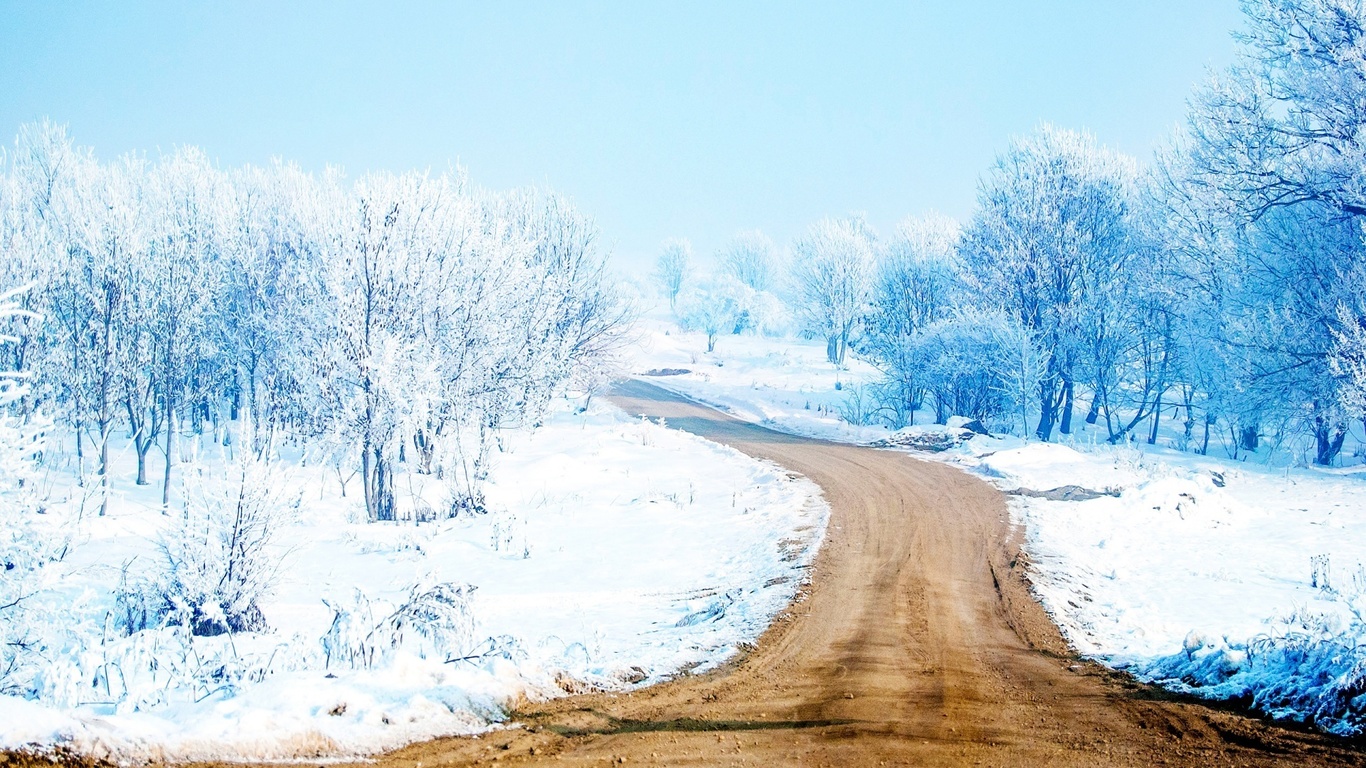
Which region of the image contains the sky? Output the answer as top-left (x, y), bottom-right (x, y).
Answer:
top-left (0, 1), bottom-right (1242, 269)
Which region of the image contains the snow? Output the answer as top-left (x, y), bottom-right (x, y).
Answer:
top-left (628, 316), bottom-right (887, 444)
top-left (634, 322), bottom-right (1366, 734)
top-left (967, 438), bottom-right (1366, 733)
top-left (0, 400), bottom-right (828, 762)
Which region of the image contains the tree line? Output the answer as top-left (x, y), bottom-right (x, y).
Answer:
top-left (0, 122), bottom-right (625, 521)
top-left (659, 0), bottom-right (1366, 466)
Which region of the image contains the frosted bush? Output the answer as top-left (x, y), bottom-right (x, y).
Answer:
top-left (1140, 588), bottom-right (1366, 735)
top-left (322, 581), bottom-right (478, 670)
top-left (837, 383), bottom-right (881, 427)
top-left (130, 456), bottom-right (299, 637)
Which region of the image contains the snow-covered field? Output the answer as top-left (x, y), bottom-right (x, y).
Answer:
top-left (634, 320), bottom-right (1366, 734)
top-left (0, 401), bottom-right (828, 762)
top-left (629, 316), bottom-right (887, 444)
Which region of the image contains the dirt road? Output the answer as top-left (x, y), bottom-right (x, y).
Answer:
top-left (313, 382), bottom-right (1365, 765)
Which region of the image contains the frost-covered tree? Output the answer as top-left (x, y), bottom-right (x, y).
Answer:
top-left (303, 171), bottom-right (463, 522)
top-left (1157, 0), bottom-right (1366, 463)
top-left (861, 213), bottom-right (960, 424)
top-left (654, 239), bottom-right (691, 312)
top-left (61, 155), bottom-right (147, 513)
top-left (214, 162), bottom-right (317, 454)
top-left (0, 286), bottom-right (58, 693)
top-left (143, 148), bottom-right (224, 504)
top-left (719, 230), bottom-right (777, 293)
top-left (0, 123), bottom-right (67, 398)
top-left (441, 187), bottom-right (626, 510)
top-left (912, 314), bottom-right (1013, 424)
top-left (678, 276), bottom-right (749, 353)
top-left (1331, 301), bottom-right (1366, 426)
top-left (791, 216), bottom-right (876, 365)
top-left (961, 126), bottom-right (1139, 441)
top-left (1188, 0), bottom-right (1366, 221)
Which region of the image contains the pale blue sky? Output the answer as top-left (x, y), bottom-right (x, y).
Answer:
top-left (0, 1), bottom-right (1241, 267)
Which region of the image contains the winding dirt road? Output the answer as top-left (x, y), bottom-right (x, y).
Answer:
top-left (353, 380), bottom-right (1363, 767)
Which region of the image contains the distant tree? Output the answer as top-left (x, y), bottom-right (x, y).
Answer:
top-left (791, 217), bottom-right (876, 365)
top-left (61, 154), bottom-right (145, 514)
top-left (678, 276), bottom-right (749, 353)
top-left (862, 213), bottom-right (960, 424)
top-left (719, 230), bottom-right (777, 292)
top-left (215, 162), bottom-right (318, 455)
top-left (912, 312), bottom-right (1014, 425)
top-left (144, 148), bottom-right (222, 504)
top-left (654, 239), bottom-right (691, 312)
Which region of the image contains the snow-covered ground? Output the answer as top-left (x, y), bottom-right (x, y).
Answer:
top-left (634, 318), bottom-right (1366, 735)
top-left (0, 400), bottom-right (828, 762)
top-left (965, 439), bottom-right (1366, 734)
top-left (629, 315), bottom-right (887, 444)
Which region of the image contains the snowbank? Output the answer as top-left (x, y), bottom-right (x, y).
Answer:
top-left (964, 439), bottom-right (1366, 734)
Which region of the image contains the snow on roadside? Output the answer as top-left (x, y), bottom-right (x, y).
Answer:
top-left (632, 325), bottom-right (1366, 734)
top-left (0, 400), bottom-right (828, 762)
top-left (961, 438), bottom-right (1366, 734)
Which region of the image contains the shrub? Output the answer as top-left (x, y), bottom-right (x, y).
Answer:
top-left (133, 456), bottom-right (298, 637)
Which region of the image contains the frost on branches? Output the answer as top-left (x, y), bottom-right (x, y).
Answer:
top-left (0, 286), bottom-right (59, 695)
top-left (0, 123), bottom-right (626, 524)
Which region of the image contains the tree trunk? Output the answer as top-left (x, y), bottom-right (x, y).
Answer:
top-left (1035, 379), bottom-right (1057, 441)
top-left (135, 443), bottom-right (148, 486)
top-left (1315, 415), bottom-right (1347, 466)
top-left (162, 405), bottom-right (174, 507)
top-left (825, 335), bottom-right (839, 365)
top-left (99, 424), bottom-right (109, 516)
top-left (1084, 396), bottom-right (1100, 426)
top-left (75, 420), bottom-right (85, 488)
top-left (1182, 390), bottom-right (1195, 444)
top-left (1239, 425), bottom-right (1259, 452)
top-left (374, 447), bottom-right (395, 521)
top-left (1059, 378), bottom-right (1074, 435)
top-left (363, 440), bottom-right (396, 522)
top-left (362, 441), bottom-right (374, 521)
top-left (1148, 393), bottom-right (1163, 445)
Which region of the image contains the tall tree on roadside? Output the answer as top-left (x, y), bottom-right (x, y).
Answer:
top-left (861, 213), bottom-right (960, 425)
top-left (960, 125), bottom-right (1138, 441)
top-left (719, 230), bottom-right (778, 293)
top-left (1162, 0), bottom-right (1366, 464)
